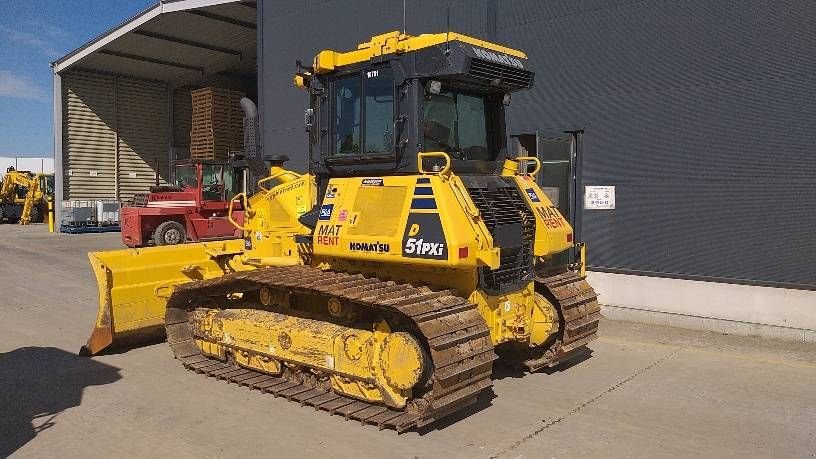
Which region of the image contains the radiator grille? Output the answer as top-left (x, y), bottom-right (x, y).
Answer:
top-left (468, 59), bottom-right (535, 90)
top-left (466, 178), bottom-right (536, 294)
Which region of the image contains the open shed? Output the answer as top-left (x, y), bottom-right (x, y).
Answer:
top-left (52, 0), bottom-right (258, 222)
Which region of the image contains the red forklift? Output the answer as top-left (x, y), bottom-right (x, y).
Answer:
top-left (120, 160), bottom-right (245, 247)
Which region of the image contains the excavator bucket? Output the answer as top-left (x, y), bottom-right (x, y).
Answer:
top-left (81, 239), bottom-right (244, 356)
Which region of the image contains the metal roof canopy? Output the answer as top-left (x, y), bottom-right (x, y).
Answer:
top-left (52, 0), bottom-right (257, 85)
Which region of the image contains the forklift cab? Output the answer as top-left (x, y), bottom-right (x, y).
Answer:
top-left (40, 174), bottom-right (55, 196)
top-left (173, 161), bottom-right (241, 205)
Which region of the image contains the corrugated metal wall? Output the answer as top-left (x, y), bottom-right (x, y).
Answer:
top-left (116, 78), bottom-right (169, 199)
top-left (62, 71), bottom-right (117, 199)
top-left (61, 70), bottom-right (170, 201)
top-left (260, 0), bottom-right (816, 289)
top-left (496, 0), bottom-right (816, 288)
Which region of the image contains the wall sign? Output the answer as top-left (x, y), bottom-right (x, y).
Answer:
top-left (585, 186), bottom-right (615, 210)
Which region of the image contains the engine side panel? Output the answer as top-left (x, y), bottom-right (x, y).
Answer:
top-left (512, 175), bottom-right (574, 257)
top-left (312, 175), bottom-right (497, 268)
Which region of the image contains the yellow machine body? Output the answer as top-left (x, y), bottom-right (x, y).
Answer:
top-left (84, 161), bottom-right (575, 354)
top-left (82, 31), bottom-right (600, 428)
top-left (310, 168), bottom-right (572, 347)
top-left (0, 169), bottom-right (53, 224)
top-left (311, 30), bottom-right (526, 75)
top-left (81, 239), bottom-right (245, 355)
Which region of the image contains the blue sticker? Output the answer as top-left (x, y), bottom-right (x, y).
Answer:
top-left (411, 198), bottom-right (437, 209)
top-left (525, 189), bottom-right (540, 203)
top-left (319, 204), bottom-right (334, 220)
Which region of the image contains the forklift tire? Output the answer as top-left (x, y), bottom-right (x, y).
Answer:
top-left (153, 221), bottom-right (186, 246)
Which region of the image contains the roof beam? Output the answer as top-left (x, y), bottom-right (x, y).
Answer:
top-left (215, 69), bottom-right (256, 81)
top-left (132, 30), bottom-right (242, 57)
top-left (237, 1), bottom-right (257, 9)
top-left (186, 10), bottom-right (256, 29)
top-left (98, 50), bottom-right (204, 73)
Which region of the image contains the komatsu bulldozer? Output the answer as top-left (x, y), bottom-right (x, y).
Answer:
top-left (81, 31), bottom-right (600, 432)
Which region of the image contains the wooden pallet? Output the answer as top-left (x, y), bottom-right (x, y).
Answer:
top-left (189, 87), bottom-right (245, 160)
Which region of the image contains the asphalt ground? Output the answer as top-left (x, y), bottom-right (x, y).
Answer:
top-left (1, 224), bottom-right (814, 458)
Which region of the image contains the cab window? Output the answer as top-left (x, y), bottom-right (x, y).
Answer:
top-left (332, 66), bottom-right (394, 157)
top-left (364, 67), bottom-right (394, 154)
top-left (41, 175), bottom-right (55, 195)
top-left (201, 164), bottom-right (224, 201)
top-left (175, 165), bottom-right (198, 189)
top-left (423, 90), bottom-right (492, 160)
top-left (334, 74), bottom-right (361, 155)
top-left (223, 166), bottom-right (243, 199)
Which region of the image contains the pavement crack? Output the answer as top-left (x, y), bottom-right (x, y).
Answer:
top-left (491, 348), bottom-right (682, 458)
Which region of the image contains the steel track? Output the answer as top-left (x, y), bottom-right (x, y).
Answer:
top-left (525, 271), bottom-right (602, 371)
top-left (163, 265), bottom-right (496, 432)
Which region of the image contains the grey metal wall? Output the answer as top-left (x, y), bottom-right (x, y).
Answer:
top-left (260, 0), bottom-right (816, 289)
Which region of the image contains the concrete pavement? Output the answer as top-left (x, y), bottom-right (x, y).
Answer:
top-left (1, 225), bottom-right (814, 458)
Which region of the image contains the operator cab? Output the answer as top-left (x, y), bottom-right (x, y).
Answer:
top-left (298, 31), bottom-right (534, 179)
top-left (173, 161), bottom-right (241, 202)
top-left (40, 174), bottom-right (55, 197)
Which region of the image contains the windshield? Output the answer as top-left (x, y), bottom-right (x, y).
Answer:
top-left (202, 164), bottom-right (224, 201)
top-left (422, 91), bottom-right (492, 161)
top-left (175, 165), bottom-right (197, 189)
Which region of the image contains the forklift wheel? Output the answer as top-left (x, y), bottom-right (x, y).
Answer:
top-left (153, 221), bottom-right (186, 246)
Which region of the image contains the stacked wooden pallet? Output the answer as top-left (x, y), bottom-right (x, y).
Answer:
top-left (189, 87), bottom-right (245, 160)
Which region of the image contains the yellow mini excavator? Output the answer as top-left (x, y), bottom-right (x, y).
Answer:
top-left (81, 31), bottom-right (600, 431)
top-left (0, 167), bottom-right (54, 224)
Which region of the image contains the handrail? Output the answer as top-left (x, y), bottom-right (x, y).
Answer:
top-left (514, 156), bottom-right (542, 177)
top-left (417, 151), bottom-right (452, 175)
top-left (228, 192), bottom-right (248, 231)
top-left (257, 168), bottom-right (302, 192)
top-left (451, 179), bottom-right (480, 218)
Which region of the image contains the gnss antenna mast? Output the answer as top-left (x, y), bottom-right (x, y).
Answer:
top-left (444, 7), bottom-right (451, 55)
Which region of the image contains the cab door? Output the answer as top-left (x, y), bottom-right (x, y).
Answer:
top-left (511, 130), bottom-right (582, 265)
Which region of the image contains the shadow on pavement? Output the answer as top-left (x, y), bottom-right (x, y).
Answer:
top-left (493, 350), bottom-right (594, 380)
top-left (0, 347), bottom-right (121, 457)
top-left (417, 389), bottom-right (497, 434)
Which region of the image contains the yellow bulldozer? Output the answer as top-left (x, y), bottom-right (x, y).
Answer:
top-left (0, 167), bottom-right (54, 224)
top-left (81, 31), bottom-right (600, 431)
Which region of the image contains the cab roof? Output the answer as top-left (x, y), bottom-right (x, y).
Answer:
top-left (312, 30), bottom-right (528, 74)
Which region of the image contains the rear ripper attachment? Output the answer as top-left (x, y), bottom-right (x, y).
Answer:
top-left (164, 265), bottom-right (496, 432)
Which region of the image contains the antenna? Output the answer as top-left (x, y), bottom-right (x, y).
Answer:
top-left (402, 0), bottom-right (407, 34)
top-left (445, 7), bottom-right (451, 54)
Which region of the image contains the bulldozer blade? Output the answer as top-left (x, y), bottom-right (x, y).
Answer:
top-left (80, 240), bottom-right (244, 356)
